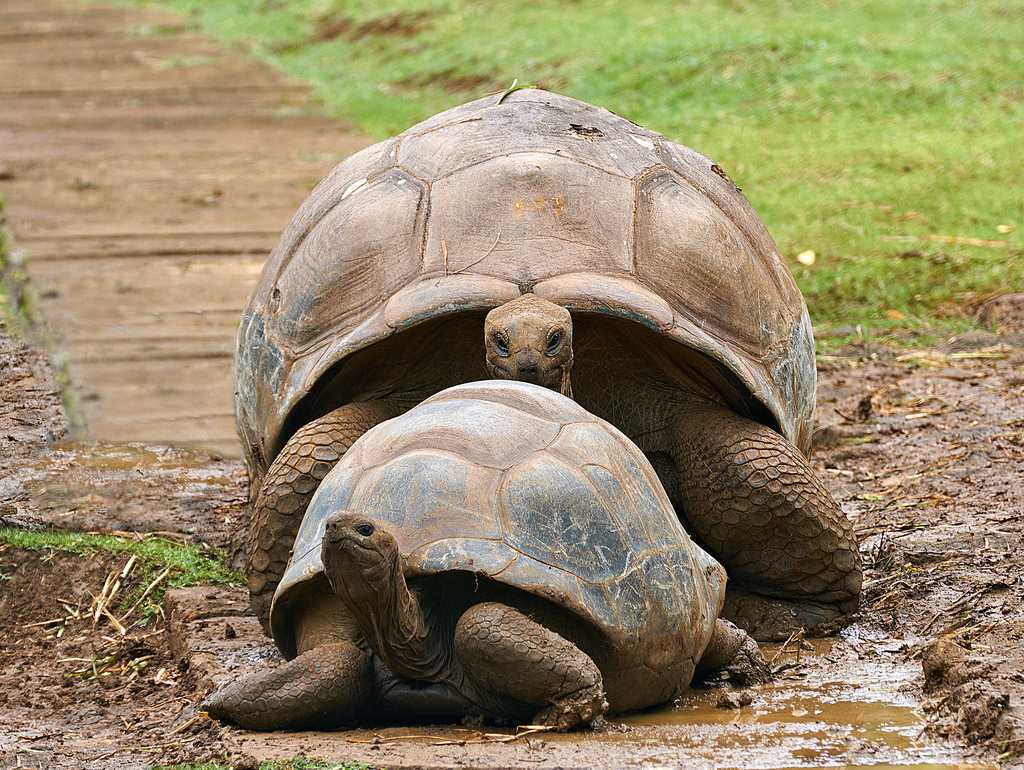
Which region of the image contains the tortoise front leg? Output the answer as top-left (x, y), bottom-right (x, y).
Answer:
top-left (454, 602), bottom-right (608, 730)
top-left (695, 618), bottom-right (771, 685)
top-left (668, 402), bottom-right (862, 640)
top-left (204, 641), bottom-right (373, 730)
top-left (247, 399), bottom-right (407, 630)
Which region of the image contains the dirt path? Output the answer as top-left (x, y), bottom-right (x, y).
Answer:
top-left (0, 0), bottom-right (370, 456)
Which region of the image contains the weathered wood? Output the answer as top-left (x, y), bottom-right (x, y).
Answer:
top-left (0, 0), bottom-right (371, 456)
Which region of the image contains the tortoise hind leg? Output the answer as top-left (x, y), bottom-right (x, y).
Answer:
top-left (669, 402), bottom-right (862, 641)
top-left (204, 641), bottom-right (372, 730)
top-left (454, 602), bottom-right (608, 730)
top-left (247, 399), bottom-right (407, 631)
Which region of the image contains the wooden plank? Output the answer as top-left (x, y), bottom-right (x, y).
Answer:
top-left (2, 0), bottom-right (372, 457)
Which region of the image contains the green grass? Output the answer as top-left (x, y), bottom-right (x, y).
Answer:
top-left (129, 0), bottom-right (1022, 340)
top-left (154, 759), bottom-right (373, 770)
top-left (0, 197), bottom-right (19, 334)
top-left (1, 196), bottom-right (44, 339)
top-left (0, 528), bottom-right (241, 620)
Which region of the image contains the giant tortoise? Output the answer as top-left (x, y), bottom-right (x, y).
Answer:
top-left (236, 89), bottom-right (861, 640)
top-left (207, 381), bottom-right (764, 730)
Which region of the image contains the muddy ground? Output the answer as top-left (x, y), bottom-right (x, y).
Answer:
top-left (1, 313), bottom-right (1022, 768)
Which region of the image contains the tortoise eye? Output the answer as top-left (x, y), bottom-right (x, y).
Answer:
top-left (493, 333), bottom-right (510, 357)
top-left (546, 330), bottom-right (563, 356)
top-left (355, 523), bottom-right (375, 537)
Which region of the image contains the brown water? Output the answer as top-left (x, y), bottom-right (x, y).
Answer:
top-left (225, 629), bottom-right (987, 769)
top-left (597, 639), bottom-right (978, 769)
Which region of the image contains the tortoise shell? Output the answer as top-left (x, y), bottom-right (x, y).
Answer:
top-left (270, 381), bottom-right (726, 694)
top-left (235, 88), bottom-right (815, 482)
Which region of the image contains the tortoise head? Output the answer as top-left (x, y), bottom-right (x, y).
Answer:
top-left (484, 294), bottom-right (574, 397)
top-left (321, 512), bottom-right (401, 608)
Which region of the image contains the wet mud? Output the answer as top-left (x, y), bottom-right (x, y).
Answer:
top-left (216, 631), bottom-right (987, 769)
top-left (5, 320), bottom-right (1022, 767)
top-left (0, 547), bottom-right (211, 770)
top-left (1, 332), bottom-right (248, 558)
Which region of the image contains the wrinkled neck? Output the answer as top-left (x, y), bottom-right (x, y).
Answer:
top-left (560, 367), bottom-right (573, 399)
top-left (345, 565), bottom-right (450, 683)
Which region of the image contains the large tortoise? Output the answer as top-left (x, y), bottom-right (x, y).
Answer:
top-left (237, 89), bottom-right (861, 640)
top-left (207, 381), bottom-right (764, 730)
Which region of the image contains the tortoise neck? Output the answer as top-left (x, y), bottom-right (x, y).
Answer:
top-left (351, 564), bottom-right (452, 683)
top-left (560, 367), bottom-right (573, 399)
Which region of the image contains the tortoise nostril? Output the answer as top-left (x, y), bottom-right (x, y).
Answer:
top-left (355, 523), bottom-right (375, 537)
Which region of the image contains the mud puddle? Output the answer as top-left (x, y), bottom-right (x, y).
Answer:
top-left (219, 628), bottom-right (986, 769)
top-left (615, 642), bottom-right (962, 769)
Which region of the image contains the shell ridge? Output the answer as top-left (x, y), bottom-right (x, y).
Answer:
top-left (431, 149), bottom-right (631, 183)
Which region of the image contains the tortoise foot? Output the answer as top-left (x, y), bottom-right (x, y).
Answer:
top-left (533, 682), bottom-right (608, 731)
top-left (455, 602), bottom-right (608, 731)
top-left (723, 588), bottom-right (853, 641)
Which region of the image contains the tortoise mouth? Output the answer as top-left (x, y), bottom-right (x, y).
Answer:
top-left (486, 360), bottom-right (564, 392)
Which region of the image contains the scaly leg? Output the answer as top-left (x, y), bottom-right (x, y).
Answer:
top-left (203, 641), bottom-right (372, 730)
top-left (246, 400), bottom-right (407, 630)
top-left (670, 402), bottom-right (862, 640)
top-left (454, 602), bottom-right (608, 730)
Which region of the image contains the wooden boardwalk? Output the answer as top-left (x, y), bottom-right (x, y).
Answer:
top-left (0, 0), bottom-right (370, 456)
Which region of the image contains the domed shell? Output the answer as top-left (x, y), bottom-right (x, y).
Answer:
top-left (236, 89), bottom-right (815, 481)
top-left (270, 381), bottom-right (725, 677)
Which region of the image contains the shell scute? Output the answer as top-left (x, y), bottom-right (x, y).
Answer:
top-left (423, 380), bottom-right (593, 424)
top-left (273, 168), bottom-right (426, 352)
top-left (405, 537), bottom-right (518, 579)
top-left (635, 169), bottom-right (784, 358)
top-left (499, 452), bottom-right (630, 585)
top-left (357, 398), bottom-right (561, 470)
top-left (423, 153), bottom-right (634, 285)
top-left (349, 451), bottom-right (502, 552)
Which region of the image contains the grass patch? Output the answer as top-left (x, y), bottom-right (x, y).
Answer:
top-left (0, 195), bottom-right (84, 429)
top-left (0, 195), bottom-right (41, 338)
top-left (0, 528), bottom-right (241, 621)
top-left (154, 759), bottom-right (373, 770)
top-left (127, 0), bottom-right (1021, 334)
top-left (0, 197), bottom-right (26, 336)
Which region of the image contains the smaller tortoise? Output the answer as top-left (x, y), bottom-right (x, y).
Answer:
top-left (207, 381), bottom-right (764, 730)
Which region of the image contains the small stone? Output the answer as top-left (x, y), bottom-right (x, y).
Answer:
top-left (224, 622), bottom-right (237, 639)
top-left (716, 689), bottom-right (753, 709)
top-left (230, 754), bottom-right (259, 770)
